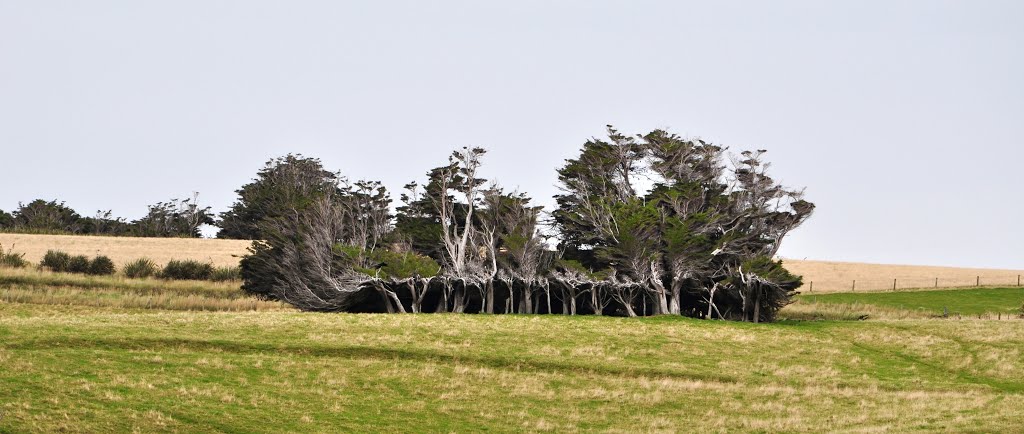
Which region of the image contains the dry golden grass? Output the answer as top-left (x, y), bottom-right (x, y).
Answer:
top-left (784, 259), bottom-right (1024, 293)
top-left (0, 233), bottom-right (250, 267)
top-left (3, 233), bottom-right (1022, 293)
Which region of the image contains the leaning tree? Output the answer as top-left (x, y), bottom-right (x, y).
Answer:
top-left (554, 126), bottom-right (813, 321)
top-left (241, 126), bottom-right (812, 322)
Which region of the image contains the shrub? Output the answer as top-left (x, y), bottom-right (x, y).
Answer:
top-left (67, 255), bottom-right (91, 274)
top-left (0, 244), bottom-right (28, 268)
top-left (123, 258), bottom-right (158, 279)
top-left (211, 266), bottom-right (241, 282)
top-left (161, 259), bottom-right (215, 281)
top-left (41, 250), bottom-right (72, 272)
top-left (87, 255), bottom-right (116, 276)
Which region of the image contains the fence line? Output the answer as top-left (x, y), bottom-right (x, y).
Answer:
top-left (804, 274), bottom-right (1024, 293)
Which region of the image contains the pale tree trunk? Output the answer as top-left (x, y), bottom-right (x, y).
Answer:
top-left (374, 281), bottom-right (405, 313)
top-left (436, 278), bottom-right (450, 313)
top-left (706, 283), bottom-right (719, 319)
top-left (452, 280), bottom-right (466, 313)
top-left (543, 280), bottom-right (552, 314)
top-left (649, 262), bottom-right (669, 315)
top-left (668, 278), bottom-right (682, 315)
top-left (519, 280), bottom-right (533, 314)
top-left (622, 299), bottom-right (637, 317)
top-left (590, 285), bottom-right (603, 316)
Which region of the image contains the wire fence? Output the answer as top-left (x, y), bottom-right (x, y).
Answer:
top-left (803, 274), bottom-right (1024, 293)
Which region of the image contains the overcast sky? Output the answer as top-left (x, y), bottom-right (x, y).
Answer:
top-left (1, 1), bottom-right (1021, 269)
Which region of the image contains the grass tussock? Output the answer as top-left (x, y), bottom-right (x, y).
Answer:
top-left (0, 243), bottom-right (29, 268)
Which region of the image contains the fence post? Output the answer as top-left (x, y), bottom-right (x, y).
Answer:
top-left (893, 279), bottom-right (897, 291)
top-left (976, 276), bottom-right (980, 287)
top-left (935, 277), bottom-right (938, 288)
top-left (809, 281), bottom-right (813, 293)
top-left (1018, 275), bottom-right (1021, 287)
top-left (852, 280), bottom-right (856, 291)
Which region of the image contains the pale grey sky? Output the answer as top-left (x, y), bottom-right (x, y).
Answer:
top-left (1, 1), bottom-right (1021, 268)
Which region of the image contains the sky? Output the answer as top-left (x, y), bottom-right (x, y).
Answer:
top-left (0, 1), bottom-right (1021, 269)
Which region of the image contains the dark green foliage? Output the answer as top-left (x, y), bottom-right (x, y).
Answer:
top-left (0, 209), bottom-right (13, 229)
top-left (211, 266), bottom-right (241, 282)
top-left (335, 244), bottom-right (439, 279)
top-left (87, 256), bottom-right (116, 276)
top-left (80, 210), bottom-right (131, 236)
top-left (67, 255), bottom-right (91, 274)
top-left (219, 154), bottom-right (341, 240)
top-left (240, 241), bottom-right (279, 299)
top-left (40, 250), bottom-right (72, 272)
top-left (11, 199), bottom-right (84, 234)
top-left (160, 260), bottom-right (215, 281)
top-left (123, 258), bottom-right (158, 279)
top-left (0, 244), bottom-right (29, 268)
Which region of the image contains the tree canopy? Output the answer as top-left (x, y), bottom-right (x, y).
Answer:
top-left (250, 127), bottom-right (813, 322)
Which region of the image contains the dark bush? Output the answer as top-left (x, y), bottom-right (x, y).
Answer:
top-left (0, 244), bottom-right (28, 268)
top-left (123, 258), bottom-right (158, 279)
top-left (211, 266), bottom-right (241, 282)
top-left (88, 255), bottom-right (116, 275)
top-left (161, 259), bottom-right (215, 281)
top-left (67, 255), bottom-right (91, 274)
top-left (40, 250), bottom-right (72, 272)
top-left (240, 241), bottom-right (279, 299)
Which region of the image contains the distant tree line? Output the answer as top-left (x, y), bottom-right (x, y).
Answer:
top-left (0, 193), bottom-right (213, 238)
top-left (232, 127), bottom-right (814, 322)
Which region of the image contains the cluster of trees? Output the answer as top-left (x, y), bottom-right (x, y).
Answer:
top-left (0, 194), bottom-right (214, 238)
top-left (235, 127), bottom-right (814, 322)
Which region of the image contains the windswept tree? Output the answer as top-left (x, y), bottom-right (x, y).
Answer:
top-left (243, 126), bottom-right (812, 322)
top-left (218, 154), bottom-right (341, 240)
top-left (554, 126), bottom-right (813, 321)
top-left (11, 199), bottom-right (83, 233)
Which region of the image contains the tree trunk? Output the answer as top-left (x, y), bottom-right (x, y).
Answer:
top-left (408, 278), bottom-right (421, 313)
top-left (519, 280), bottom-right (533, 314)
top-left (436, 278), bottom-right (450, 313)
top-left (623, 300), bottom-right (637, 317)
top-left (452, 280), bottom-right (466, 313)
top-left (484, 279), bottom-right (495, 314)
top-left (706, 284), bottom-right (718, 319)
top-left (591, 285), bottom-right (603, 316)
top-left (668, 279), bottom-right (682, 315)
top-left (543, 280), bottom-right (552, 314)
top-left (753, 284), bottom-right (761, 324)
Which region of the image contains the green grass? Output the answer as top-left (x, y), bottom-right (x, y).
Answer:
top-left (1, 269), bottom-right (1023, 432)
top-left (799, 286), bottom-right (1024, 316)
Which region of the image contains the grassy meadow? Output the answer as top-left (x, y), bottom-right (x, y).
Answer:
top-left (799, 286), bottom-right (1024, 317)
top-left (1, 236), bottom-right (1023, 431)
top-left (0, 262), bottom-right (1023, 432)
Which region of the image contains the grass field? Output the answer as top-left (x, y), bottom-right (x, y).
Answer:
top-left (0, 233), bottom-right (251, 268)
top-left (800, 287), bottom-right (1024, 317)
top-left (783, 259), bottom-right (1024, 293)
top-left (2, 264), bottom-right (1024, 432)
top-left (5, 233), bottom-right (1023, 293)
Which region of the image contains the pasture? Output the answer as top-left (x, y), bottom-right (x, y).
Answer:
top-left (800, 286), bottom-right (1024, 317)
top-left (1, 262), bottom-right (1023, 432)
